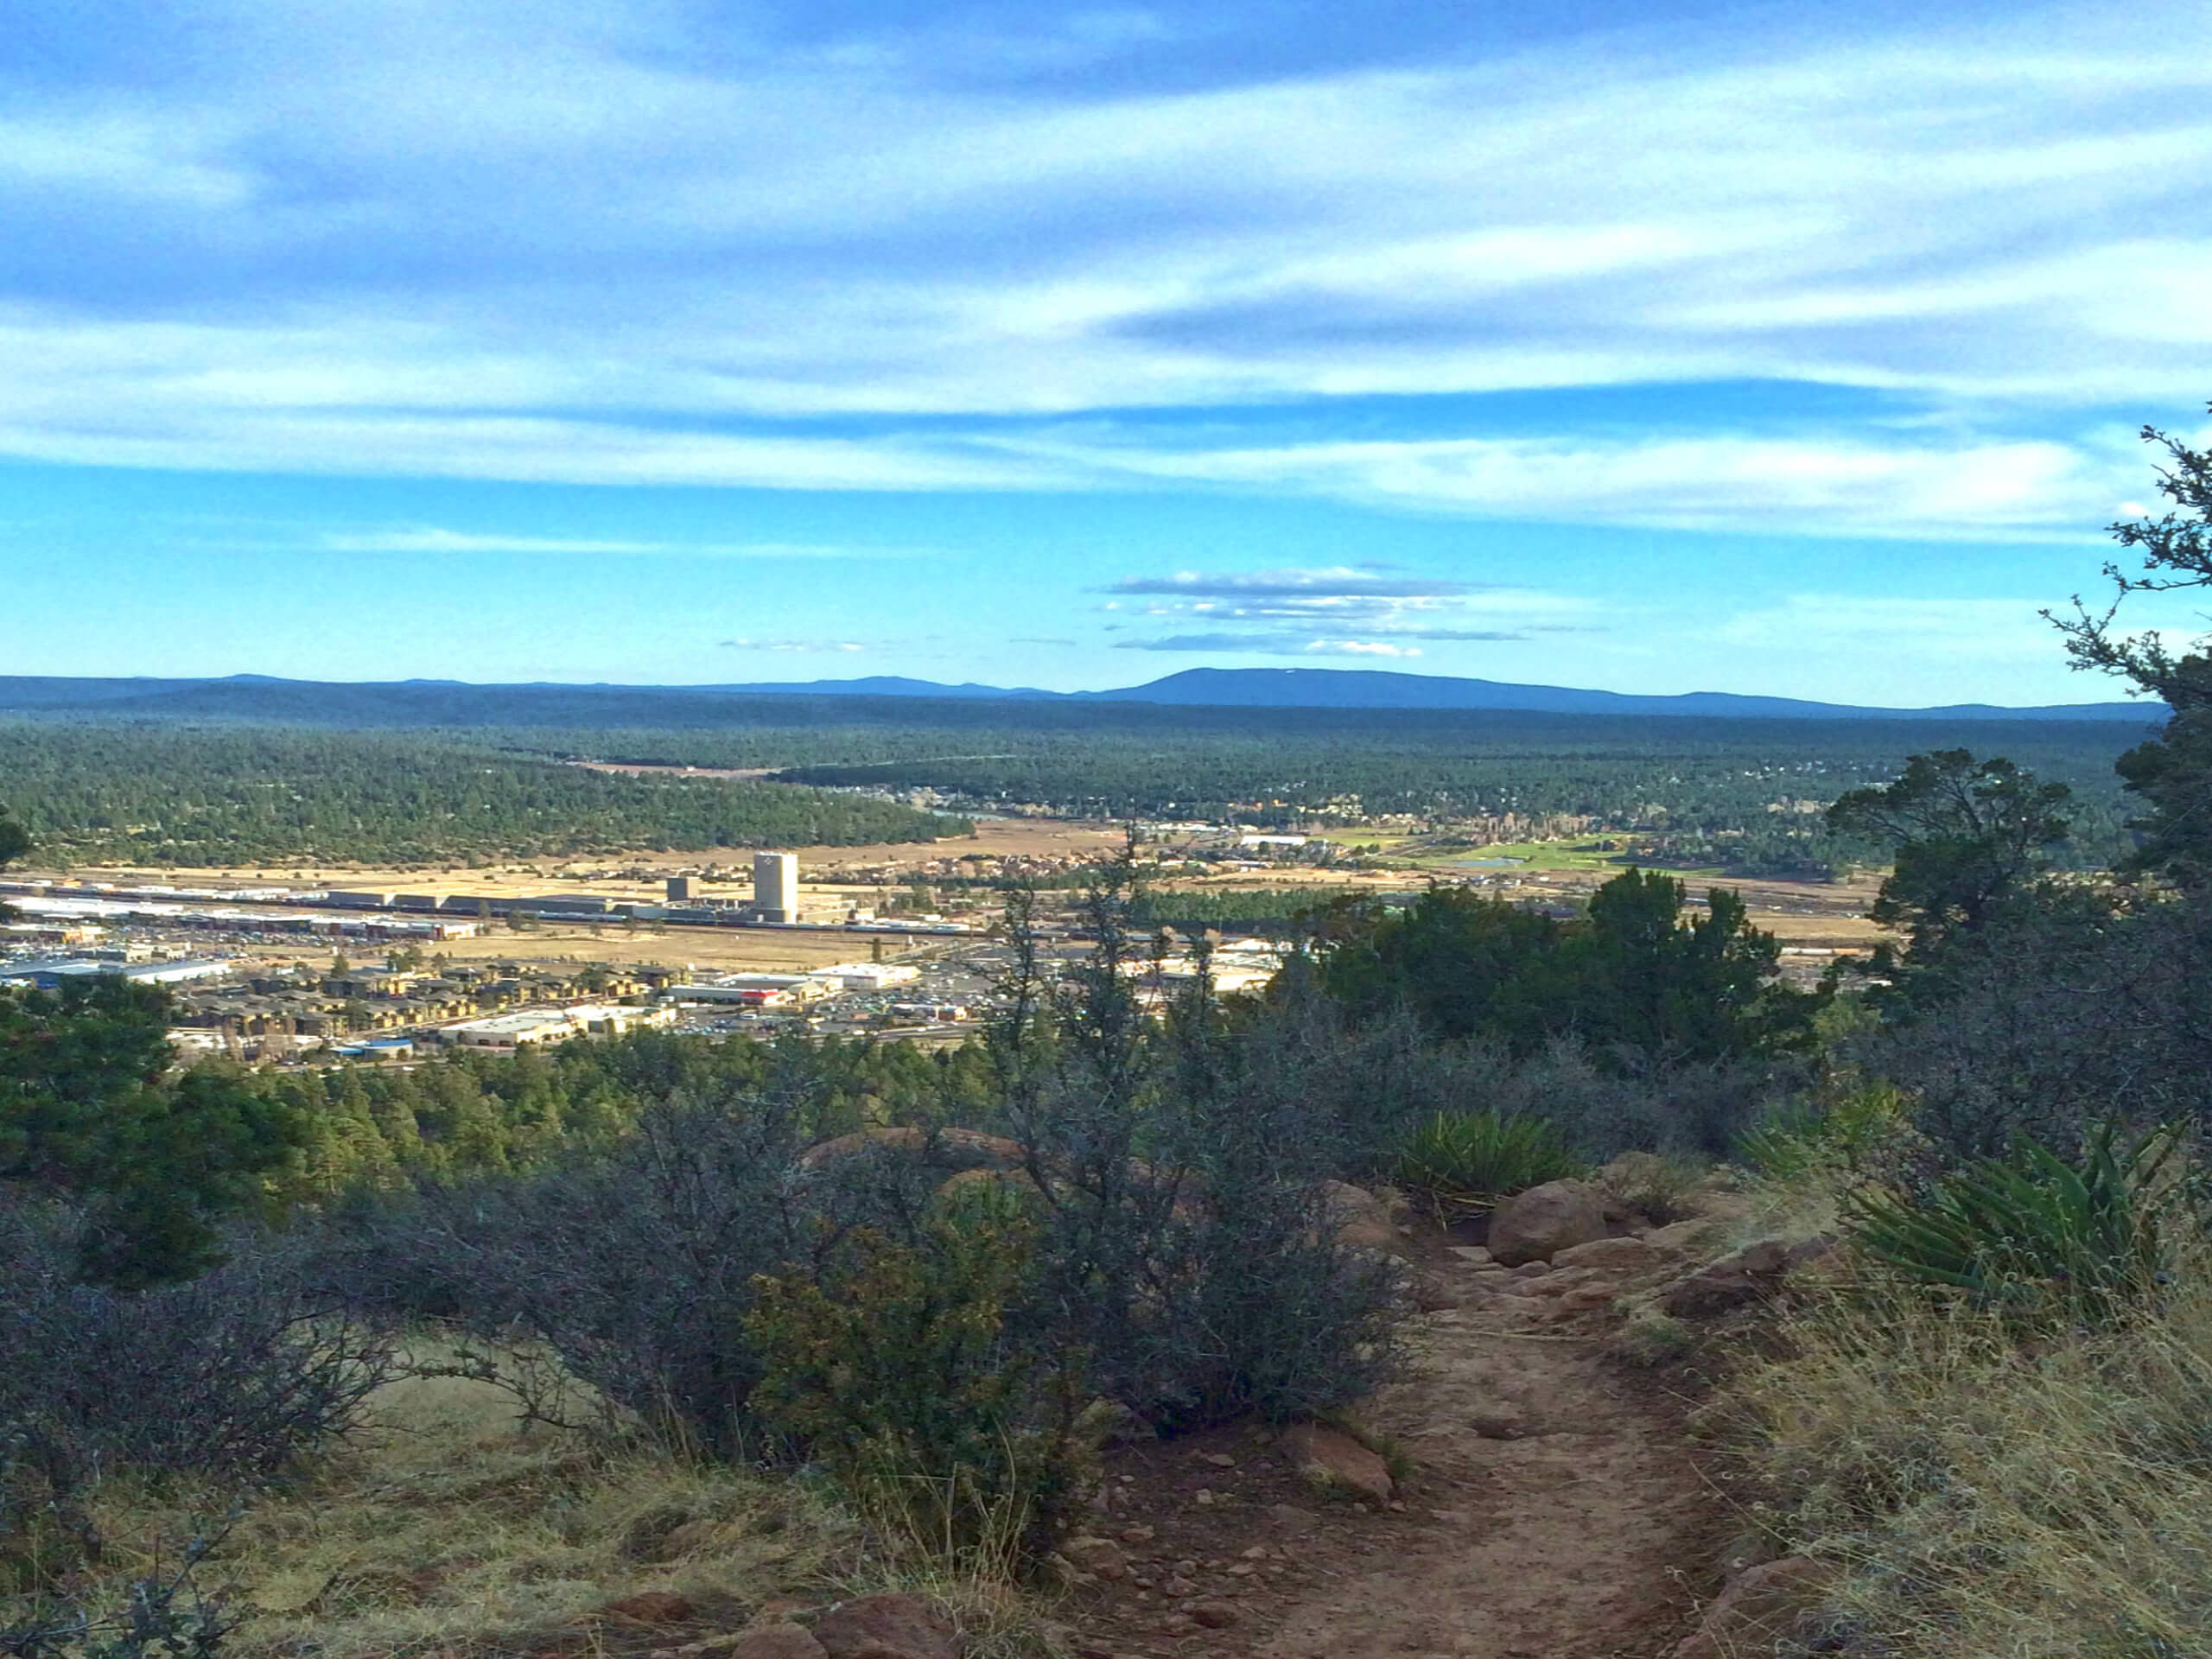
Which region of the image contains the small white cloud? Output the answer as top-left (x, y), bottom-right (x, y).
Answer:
top-left (1306, 639), bottom-right (1423, 657)
top-left (1111, 626), bottom-right (1507, 655)
top-left (326, 527), bottom-right (668, 555)
top-left (1103, 563), bottom-right (1586, 645)
top-left (1103, 566), bottom-right (1488, 600)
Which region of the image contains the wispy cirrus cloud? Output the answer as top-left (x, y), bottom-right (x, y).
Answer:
top-left (716, 637), bottom-right (868, 654)
top-left (1050, 429), bottom-right (2136, 540)
top-left (321, 526), bottom-right (912, 557)
top-left (1102, 567), bottom-right (1492, 601)
top-left (1102, 563), bottom-right (1595, 654)
top-left (0, 0), bottom-right (2207, 525)
top-left (1111, 632), bottom-right (1452, 657)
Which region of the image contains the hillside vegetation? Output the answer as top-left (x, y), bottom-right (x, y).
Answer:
top-left (9, 417), bottom-right (2212, 1658)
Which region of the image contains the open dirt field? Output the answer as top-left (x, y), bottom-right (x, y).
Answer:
top-left (1497, 869), bottom-right (1890, 950)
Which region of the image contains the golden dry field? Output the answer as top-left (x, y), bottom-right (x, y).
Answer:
top-left (41, 817), bottom-right (1122, 896)
top-left (35, 814), bottom-right (1892, 965)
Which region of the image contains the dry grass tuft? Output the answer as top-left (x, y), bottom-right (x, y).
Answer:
top-left (83, 1361), bottom-right (858, 1659)
top-left (72, 1344), bottom-right (1069, 1659)
top-left (1727, 1239), bottom-right (2212, 1656)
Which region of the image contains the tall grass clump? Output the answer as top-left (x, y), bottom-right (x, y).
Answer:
top-left (1723, 1116), bottom-right (2212, 1657)
top-left (1390, 1109), bottom-right (1583, 1219)
top-left (1730, 1239), bottom-right (2212, 1656)
top-left (3, 1527), bottom-right (236, 1659)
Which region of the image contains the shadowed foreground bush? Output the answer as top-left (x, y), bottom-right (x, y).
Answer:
top-left (1, 1207), bottom-right (390, 1560)
top-left (311, 1069), bottom-right (1400, 1490)
top-left (2, 1205), bottom-right (390, 1659)
top-left (304, 1078), bottom-right (818, 1459)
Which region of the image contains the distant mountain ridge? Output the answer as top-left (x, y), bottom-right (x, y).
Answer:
top-left (1076, 666), bottom-right (2158, 721)
top-left (0, 669), bottom-right (2161, 724)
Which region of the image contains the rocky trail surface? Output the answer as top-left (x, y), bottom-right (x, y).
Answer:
top-left (1253, 1286), bottom-right (1707, 1659)
top-left (1062, 1192), bottom-right (1782, 1659)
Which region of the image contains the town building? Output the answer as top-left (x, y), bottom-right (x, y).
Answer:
top-left (434, 1001), bottom-right (676, 1049)
top-left (805, 962), bottom-right (922, 992)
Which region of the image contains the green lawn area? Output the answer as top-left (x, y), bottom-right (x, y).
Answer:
top-left (1408, 837), bottom-right (1728, 880)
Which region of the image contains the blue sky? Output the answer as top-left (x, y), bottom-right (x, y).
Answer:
top-left (3, 0), bottom-right (2209, 704)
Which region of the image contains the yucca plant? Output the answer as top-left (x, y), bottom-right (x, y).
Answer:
top-left (1738, 1081), bottom-right (1910, 1185)
top-left (1390, 1109), bottom-right (1584, 1220)
top-left (1847, 1123), bottom-right (2200, 1326)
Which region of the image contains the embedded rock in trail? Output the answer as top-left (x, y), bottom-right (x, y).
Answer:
top-left (1551, 1235), bottom-right (1663, 1274)
top-left (1319, 1180), bottom-right (1409, 1256)
top-left (1660, 1236), bottom-right (1834, 1318)
top-left (1061, 1535), bottom-right (1131, 1581)
top-left (1672, 1556), bottom-right (1837, 1659)
top-left (797, 1125), bottom-right (1027, 1175)
top-left (1283, 1422), bottom-right (1395, 1503)
top-left (1486, 1180), bottom-right (1609, 1267)
top-left (727, 1628), bottom-right (830, 1659)
top-left (603, 1592), bottom-right (694, 1624)
top-left (811, 1593), bottom-right (961, 1659)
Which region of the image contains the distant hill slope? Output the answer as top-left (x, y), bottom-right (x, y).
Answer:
top-left (709, 676), bottom-right (1060, 700)
top-left (0, 670), bottom-right (2160, 724)
top-left (1079, 666), bottom-right (2160, 721)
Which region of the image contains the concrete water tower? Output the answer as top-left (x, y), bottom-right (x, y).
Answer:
top-left (753, 851), bottom-right (798, 923)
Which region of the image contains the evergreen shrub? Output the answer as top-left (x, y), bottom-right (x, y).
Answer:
top-left (747, 1211), bottom-right (1090, 1569)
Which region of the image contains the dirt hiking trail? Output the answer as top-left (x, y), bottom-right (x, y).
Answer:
top-left (1259, 1296), bottom-right (1707, 1659)
top-left (1071, 1237), bottom-right (1719, 1659)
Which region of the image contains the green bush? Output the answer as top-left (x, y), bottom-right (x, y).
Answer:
top-left (1847, 1123), bottom-right (2201, 1326)
top-left (1390, 1109), bottom-right (1584, 1218)
top-left (746, 1212), bottom-right (1090, 1572)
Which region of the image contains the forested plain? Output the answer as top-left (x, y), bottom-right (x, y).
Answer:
top-left (0, 724), bottom-right (967, 866)
top-left (0, 701), bottom-right (2152, 872)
